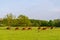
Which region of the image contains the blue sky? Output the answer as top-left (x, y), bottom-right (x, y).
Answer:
top-left (0, 0), bottom-right (60, 20)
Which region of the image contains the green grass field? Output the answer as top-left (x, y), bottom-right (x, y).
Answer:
top-left (0, 27), bottom-right (60, 40)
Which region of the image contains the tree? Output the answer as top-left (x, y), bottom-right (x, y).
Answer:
top-left (40, 20), bottom-right (48, 26)
top-left (5, 13), bottom-right (14, 26)
top-left (0, 18), bottom-right (3, 26)
top-left (53, 19), bottom-right (60, 27)
top-left (48, 20), bottom-right (54, 26)
top-left (11, 18), bottom-right (18, 27)
top-left (18, 15), bottom-right (31, 27)
top-left (30, 19), bottom-right (41, 27)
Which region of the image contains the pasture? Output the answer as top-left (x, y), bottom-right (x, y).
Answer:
top-left (0, 27), bottom-right (60, 40)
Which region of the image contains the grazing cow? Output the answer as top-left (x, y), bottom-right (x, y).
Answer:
top-left (22, 28), bottom-right (26, 30)
top-left (50, 27), bottom-right (53, 29)
top-left (38, 27), bottom-right (41, 30)
top-left (15, 27), bottom-right (19, 30)
top-left (42, 27), bottom-right (47, 30)
top-left (6, 27), bottom-right (10, 30)
top-left (37, 27), bottom-right (41, 32)
top-left (27, 27), bottom-right (32, 30)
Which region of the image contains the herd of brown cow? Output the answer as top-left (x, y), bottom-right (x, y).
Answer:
top-left (38, 27), bottom-right (54, 30)
top-left (6, 26), bottom-right (54, 30)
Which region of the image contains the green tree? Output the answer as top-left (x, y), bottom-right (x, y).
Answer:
top-left (48, 20), bottom-right (54, 26)
top-left (0, 19), bottom-right (3, 26)
top-left (18, 15), bottom-right (31, 27)
top-left (5, 13), bottom-right (14, 26)
top-left (30, 19), bottom-right (41, 27)
top-left (53, 19), bottom-right (60, 27)
top-left (40, 20), bottom-right (48, 26)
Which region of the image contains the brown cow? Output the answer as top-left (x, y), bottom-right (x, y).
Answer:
top-left (42, 27), bottom-right (47, 30)
top-left (38, 27), bottom-right (41, 30)
top-left (50, 27), bottom-right (53, 29)
top-left (22, 27), bottom-right (26, 30)
top-left (15, 27), bottom-right (19, 30)
top-left (6, 27), bottom-right (10, 30)
top-left (27, 27), bottom-right (32, 30)
top-left (37, 27), bottom-right (41, 32)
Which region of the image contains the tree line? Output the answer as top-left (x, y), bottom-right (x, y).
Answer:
top-left (0, 13), bottom-right (60, 27)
